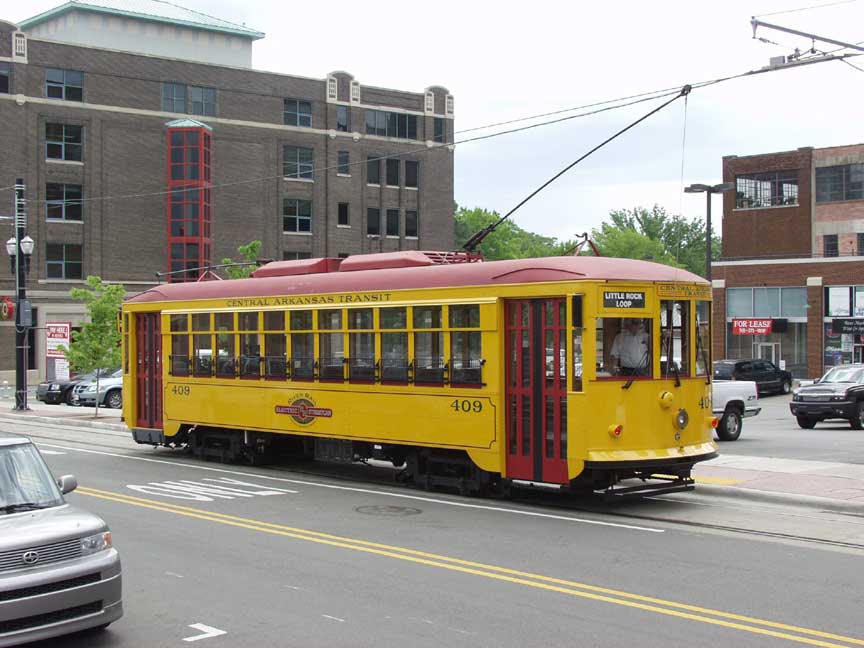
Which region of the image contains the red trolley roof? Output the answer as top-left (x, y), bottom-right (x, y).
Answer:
top-left (128, 252), bottom-right (707, 304)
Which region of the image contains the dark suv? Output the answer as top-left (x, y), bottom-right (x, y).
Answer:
top-left (713, 359), bottom-right (793, 396)
top-left (790, 364), bottom-right (864, 429)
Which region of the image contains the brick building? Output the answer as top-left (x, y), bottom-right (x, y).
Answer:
top-left (713, 144), bottom-right (864, 378)
top-left (0, 0), bottom-right (455, 382)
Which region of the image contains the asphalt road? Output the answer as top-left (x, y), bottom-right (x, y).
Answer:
top-left (5, 420), bottom-right (863, 648)
top-left (721, 393), bottom-right (864, 464)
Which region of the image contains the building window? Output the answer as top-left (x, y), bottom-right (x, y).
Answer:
top-left (405, 161), bottom-right (419, 188)
top-left (0, 62), bottom-right (9, 94)
top-left (46, 68), bottom-right (83, 101)
top-left (338, 202), bottom-right (349, 226)
top-left (816, 164), bottom-right (864, 202)
top-left (46, 183), bottom-right (83, 221)
top-left (386, 159), bottom-right (400, 186)
top-left (824, 234), bottom-right (839, 257)
top-left (735, 170), bottom-right (798, 208)
top-left (364, 109), bottom-right (418, 139)
top-left (162, 82), bottom-right (187, 113)
top-left (337, 151), bottom-right (350, 175)
top-left (434, 117), bottom-right (446, 143)
top-left (386, 209), bottom-right (400, 236)
top-left (284, 98), bottom-right (312, 127)
top-left (405, 210), bottom-right (418, 238)
top-left (169, 130), bottom-right (201, 181)
top-left (336, 105), bottom-right (349, 132)
top-left (858, 233), bottom-right (864, 256)
top-left (190, 86), bottom-right (216, 116)
top-left (367, 157), bottom-right (380, 185)
top-left (283, 251), bottom-right (312, 260)
top-left (46, 243), bottom-right (83, 279)
top-left (367, 208), bottom-right (380, 235)
top-left (45, 123), bottom-right (83, 161)
top-left (283, 198), bottom-right (312, 233)
top-left (283, 146), bottom-right (314, 179)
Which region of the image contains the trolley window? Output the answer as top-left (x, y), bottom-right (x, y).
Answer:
top-left (239, 312), bottom-right (261, 379)
top-left (571, 296), bottom-right (583, 392)
top-left (319, 310), bottom-right (344, 381)
top-left (597, 317), bottom-right (652, 378)
top-left (192, 313), bottom-right (212, 377)
top-left (381, 307), bottom-right (408, 382)
top-left (450, 305), bottom-right (482, 386)
top-left (414, 306), bottom-right (443, 384)
top-left (215, 313), bottom-right (235, 378)
top-left (263, 311), bottom-right (286, 380)
top-left (290, 311), bottom-right (314, 380)
top-left (348, 308), bottom-right (375, 382)
top-left (695, 301), bottom-right (711, 376)
top-left (660, 300), bottom-right (690, 378)
top-left (170, 314), bottom-right (189, 376)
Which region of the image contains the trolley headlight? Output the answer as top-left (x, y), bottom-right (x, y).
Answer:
top-left (80, 530), bottom-right (112, 556)
top-left (675, 408), bottom-right (689, 430)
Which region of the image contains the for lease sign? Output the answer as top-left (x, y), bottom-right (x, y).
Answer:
top-left (46, 322), bottom-right (71, 358)
top-left (732, 318), bottom-right (772, 335)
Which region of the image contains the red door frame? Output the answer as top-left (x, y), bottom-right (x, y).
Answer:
top-left (136, 313), bottom-right (163, 429)
top-left (505, 299), bottom-right (568, 484)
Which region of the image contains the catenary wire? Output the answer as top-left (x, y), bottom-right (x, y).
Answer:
top-left (753, 0), bottom-right (858, 17)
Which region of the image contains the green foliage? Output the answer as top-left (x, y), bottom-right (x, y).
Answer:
top-left (454, 207), bottom-right (574, 260)
top-left (221, 240), bottom-right (263, 279)
top-left (590, 205), bottom-right (722, 277)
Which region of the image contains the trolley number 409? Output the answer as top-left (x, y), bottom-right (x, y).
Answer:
top-left (451, 399), bottom-right (483, 413)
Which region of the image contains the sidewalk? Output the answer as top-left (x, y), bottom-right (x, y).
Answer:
top-left (1, 400), bottom-right (863, 509)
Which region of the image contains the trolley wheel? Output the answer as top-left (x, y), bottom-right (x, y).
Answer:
top-left (796, 416), bottom-right (817, 429)
top-left (851, 402), bottom-right (864, 430)
top-left (717, 408), bottom-right (742, 441)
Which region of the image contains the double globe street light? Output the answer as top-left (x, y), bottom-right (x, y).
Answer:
top-left (684, 182), bottom-right (735, 281)
top-left (6, 180), bottom-right (34, 410)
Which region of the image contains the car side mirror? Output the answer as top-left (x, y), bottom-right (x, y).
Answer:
top-left (57, 474), bottom-right (78, 494)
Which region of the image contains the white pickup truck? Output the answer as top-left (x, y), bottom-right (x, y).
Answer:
top-left (712, 380), bottom-right (761, 441)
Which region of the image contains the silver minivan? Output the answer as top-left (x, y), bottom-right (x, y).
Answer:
top-left (0, 436), bottom-right (122, 646)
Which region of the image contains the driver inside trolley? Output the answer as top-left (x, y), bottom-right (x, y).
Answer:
top-left (610, 317), bottom-right (650, 376)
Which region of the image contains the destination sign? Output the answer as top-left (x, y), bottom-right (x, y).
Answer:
top-left (603, 291), bottom-right (646, 309)
top-left (656, 284), bottom-right (712, 300)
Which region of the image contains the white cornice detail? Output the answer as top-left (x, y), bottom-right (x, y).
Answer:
top-left (714, 256), bottom-right (864, 267)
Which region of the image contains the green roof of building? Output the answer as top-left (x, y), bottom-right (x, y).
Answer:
top-left (20, 0), bottom-right (265, 39)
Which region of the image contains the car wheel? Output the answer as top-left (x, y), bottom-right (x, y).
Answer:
top-left (717, 408), bottom-right (742, 441)
top-left (781, 379), bottom-right (792, 395)
top-left (851, 402), bottom-right (864, 430)
top-left (796, 416), bottom-right (817, 429)
top-left (105, 390), bottom-right (122, 410)
top-left (64, 389), bottom-right (76, 406)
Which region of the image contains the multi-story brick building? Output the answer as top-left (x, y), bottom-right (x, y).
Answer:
top-left (0, 1), bottom-right (455, 382)
top-left (713, 144), bottom-right (864, 378)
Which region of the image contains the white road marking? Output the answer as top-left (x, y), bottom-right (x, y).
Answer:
top-left (38, 443), bottom-right (663, 533)
top-left (165, 572), bottom-right (184, 579)
top-left (125, 477), bottom-right (299, 501)
top-left (182, 623), bottom-right (226, 642)
top-left (284, 585), bottom-right (302, 590)
top-left (321, 615), bottom-right (345, 622)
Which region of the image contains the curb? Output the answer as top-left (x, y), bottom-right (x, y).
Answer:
top-left (0, 412), bottom-right (128, 434)
top-left (696, 482), bottom-right (864, 513)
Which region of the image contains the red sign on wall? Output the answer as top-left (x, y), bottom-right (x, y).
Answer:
top-left (732, 319), bottom-right (773, 335)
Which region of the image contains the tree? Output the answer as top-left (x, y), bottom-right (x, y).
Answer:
top-left (220, 240), bottom-right (263, 279)
top-left (454, 207), bottom-right (574, 260)
top-left (590, 205), bottom-right (722, 276)
top-left (60, 276), bottom-right (125, 417)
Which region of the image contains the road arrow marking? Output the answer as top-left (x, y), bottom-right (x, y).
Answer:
top-left (183, 624), bottom-right (227, 642)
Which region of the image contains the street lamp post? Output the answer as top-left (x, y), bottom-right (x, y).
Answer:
top-left (684, 182), bottom-right (735, 281)
top-left (6, 179), bottom-right (34, 411)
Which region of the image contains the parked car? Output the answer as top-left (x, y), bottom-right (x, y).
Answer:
top-left (35, 368), bottom-right (116, 406)
top-left (789, 364), bottom-right (864, 429)
top-left (0, 435), bottom-right (122, 646)
top-left (72, 369), bottom-right (123, 409)
top-left (713, 359), bottom-right (793, 396)
top-left (712, 380), bottom-right (761, 441)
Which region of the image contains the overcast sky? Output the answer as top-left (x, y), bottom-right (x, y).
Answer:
top-left (6, 0), bottom-right (864, 242)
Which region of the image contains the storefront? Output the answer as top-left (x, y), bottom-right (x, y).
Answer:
top-left (823, 286), bottom-right (864, 369)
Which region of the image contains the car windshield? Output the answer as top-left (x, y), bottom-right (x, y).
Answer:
top-left (818, 366), bottom-right (864, 384)
top-left (0, 443), bottom-right (64, 512)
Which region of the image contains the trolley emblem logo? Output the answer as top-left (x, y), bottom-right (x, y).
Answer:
top-left (276, 397), bottom-right (332, 426)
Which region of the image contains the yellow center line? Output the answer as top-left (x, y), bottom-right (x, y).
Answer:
top-left (76, 486), bottom-right (863, 648)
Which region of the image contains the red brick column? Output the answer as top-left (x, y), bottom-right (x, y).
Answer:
top-left (711, 281), bottom-right (726, 363)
